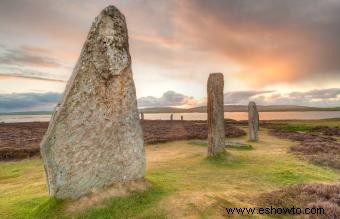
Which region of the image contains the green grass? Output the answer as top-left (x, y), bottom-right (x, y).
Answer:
top-left (0, 127), bottom-right (339, 218)
top-left (0, 158), bottom-right (48, 219)
top-left (270, 123), bottom-right (314, 132)
top-left (269, 118), bottom-right (340, 130)
top-left (31, 185), bottom-right (168, 219)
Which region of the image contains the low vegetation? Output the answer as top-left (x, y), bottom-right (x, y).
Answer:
top-left (0, 120), bottom-right (246, 160)
top-left (268, 120), bottom-right (340, 169)
top-left (258, 183), bottom-right (340, 218)
top-left (1, 127), bottom-right (339, 218)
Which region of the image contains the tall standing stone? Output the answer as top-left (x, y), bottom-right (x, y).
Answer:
top-left (207, 73), bottom-right (225, 156)
top-left (170, 114), bottom-right (173, 121)
top-left (40, 6), bottom-right (145, 199)
top-left (248, 101), bottom-right (259, 141)
top-left (140, 112), bottom-right (144, 120)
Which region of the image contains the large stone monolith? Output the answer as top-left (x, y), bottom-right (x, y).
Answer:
top-left (248, 101), bottom-right (259, 141)
top-left (40, 6), bottom-right (145, 199)
top-left (207, 73), bottom-right (225, 156)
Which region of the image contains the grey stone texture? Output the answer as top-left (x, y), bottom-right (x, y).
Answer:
top-left (248, 101), bottom-right (259, 141)
top-left (40, 5), bottom-right (145, 199)
top-left (207, 73), bottom-right (225, 156)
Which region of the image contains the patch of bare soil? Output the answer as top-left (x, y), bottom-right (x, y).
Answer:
top-left (66, 179), bottom-right (151, 213)
top-left (257, 183), bottom-right (340, 219)
top-left (0, 120), bottom-right (246, 160)
top-left (269, 129), bottom-right (340, 169)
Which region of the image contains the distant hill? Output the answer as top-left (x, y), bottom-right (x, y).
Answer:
top-left (0, 111), bottom-right (52, 115)
top-left (1, 105), bottom-right (340, 115)
top-left (139, 107), bottom-right (187, 113)
top-left (140, 105), bottom-right (340, 113)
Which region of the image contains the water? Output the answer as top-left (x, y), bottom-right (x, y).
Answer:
top-left (0, 115), bottom-right (51, 123)
top-left (1, 111), bottom-right (340, 123)
top-left (146, 112), bottom-right (340, 121)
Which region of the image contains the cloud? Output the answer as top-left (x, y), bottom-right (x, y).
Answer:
top-left (138, 90), bottom-right (203, 108)
top-left (0, 46), bottom-right (61, 68)
top-left (252, 88), bottom-right (340, 107)
top-left (289, 89), bottom-right (340, 100)
top-left (138, 89), bottom-right (340, 108)
top-left (124, 0), bottom-right (340, 87)
top-left (0, 0), bottom-right (340, 96)
top-left (171, 0), bottom-right (340, 86)
top-left (0, 73), bottom-right (66, 83)
top-left (0, 92), bottom-right (61, 112)
top-left (1, 88), bottom-right (339, 113)
top-left (224, 91), bottom-right (274, 104)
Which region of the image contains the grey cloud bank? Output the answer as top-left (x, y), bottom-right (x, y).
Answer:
top-left (1, 88), bottom-right (340, 113)
top-left (0, 92), bottom-right (61, 112)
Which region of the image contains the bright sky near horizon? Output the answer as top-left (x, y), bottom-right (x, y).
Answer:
top-left (1, 0), bottom-right (340, 112)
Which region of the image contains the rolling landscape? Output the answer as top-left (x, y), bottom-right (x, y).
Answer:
top-left (140, 105), bottom-right (340, 113)
top-left (1, 105), bottom-right (340, 116)
top-left (0, 1), bottom-right (340, 219)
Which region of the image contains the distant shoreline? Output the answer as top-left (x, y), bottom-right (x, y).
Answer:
top-left (1, 105), bottom-right (340, 115)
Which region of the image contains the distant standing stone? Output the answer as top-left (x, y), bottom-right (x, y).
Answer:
top-left (140, 112), bottom-right (144, 120)
top-left (181, 115), bottom-right (183, 121)
top-left (207, 73), bottom-right (225, 156)
top-left (248, 101), bottom-right (259, 141)
top-left (40, 6), bottom-right (145, 199)
top-left (170, 114), bottom-right (173, 120)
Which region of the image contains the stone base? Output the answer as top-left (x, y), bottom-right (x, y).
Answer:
top-left (66, 179), bottom-right (151, 213)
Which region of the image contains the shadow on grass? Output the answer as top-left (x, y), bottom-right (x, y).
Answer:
top-left (188, 140), bottom-right (208, 147)
top-left (226, 144), bottom-right (253, 151)
top-left (203, 151), bottom-right (243, 168)
top-left (189, 140), bottom-right (253, 150)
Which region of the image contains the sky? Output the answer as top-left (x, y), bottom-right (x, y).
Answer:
top-left (1, 0), bottom-right (340, 112)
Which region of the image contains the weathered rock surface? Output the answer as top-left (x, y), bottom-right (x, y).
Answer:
top-left (248, 101), bottom-right (259, 141)
top-left (40, 6), bottom-right (145, 199)
top-left (207, 73), bottom-right (225, 156)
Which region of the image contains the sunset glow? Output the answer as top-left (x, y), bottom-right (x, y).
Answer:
top-left (1, 0), bottom-right (340, 111)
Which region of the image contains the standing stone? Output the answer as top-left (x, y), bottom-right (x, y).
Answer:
top-left (140, 112), bottom-right (144, 120)
top-left (181, 115), bottom-right (183, 121)
top-left (170, 114), bottom-right (173, 120)
top-left (40, 6), bottom-right (145, 199)
top-left (207, 73), bottom-right (225, 156)
top-left (248, 101), bottom-right (259, 141)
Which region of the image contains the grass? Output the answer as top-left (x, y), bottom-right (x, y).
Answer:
top-left (31, 185), bottom-right (169, 219)
top-left (0, 128), bottom-right (339, 218)
top-left (268, 118), bottom-right (340, 130)
top-left (0, 158), bottom-right (48, 219)
top-left (270, 123), bottom-right (314, 132)
top-left (287, 118), bottom-right (340, 127)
